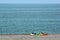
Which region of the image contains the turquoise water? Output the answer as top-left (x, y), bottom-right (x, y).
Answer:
top-left (0, 4), bottom-right (60, 34)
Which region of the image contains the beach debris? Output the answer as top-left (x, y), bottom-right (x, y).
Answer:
top-left (30, 32), bottom-right (48, 36)
top-left (40, 32), bottom-right (48, 36)
top-left (30, 32), bottom-right (39, 36)
top-left (30, 32), bottom-right (36, 35)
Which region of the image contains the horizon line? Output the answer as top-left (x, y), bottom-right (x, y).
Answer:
top-left (0, 3), bottom-right (60, 4)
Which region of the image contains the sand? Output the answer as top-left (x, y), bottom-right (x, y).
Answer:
top-left (0, 34), bottom-right (60, 40)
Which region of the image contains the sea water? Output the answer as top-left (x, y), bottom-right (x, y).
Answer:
top-left (0, 4), bottom-right (60, 34)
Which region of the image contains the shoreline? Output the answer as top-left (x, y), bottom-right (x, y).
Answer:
top-left (0, 34), bottom-right (60, 35)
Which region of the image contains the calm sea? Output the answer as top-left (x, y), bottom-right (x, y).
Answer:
top-left (0, 4), bottom-right (60, 34)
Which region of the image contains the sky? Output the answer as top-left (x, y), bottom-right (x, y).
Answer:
top-left (0, 0), bottom-right (60, 4)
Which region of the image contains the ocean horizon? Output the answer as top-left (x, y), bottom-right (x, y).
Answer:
top-left (0, 4), bottom-right (60, 34)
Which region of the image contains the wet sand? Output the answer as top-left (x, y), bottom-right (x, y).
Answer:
top-left (0, 34), bottom-right (60, 40)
